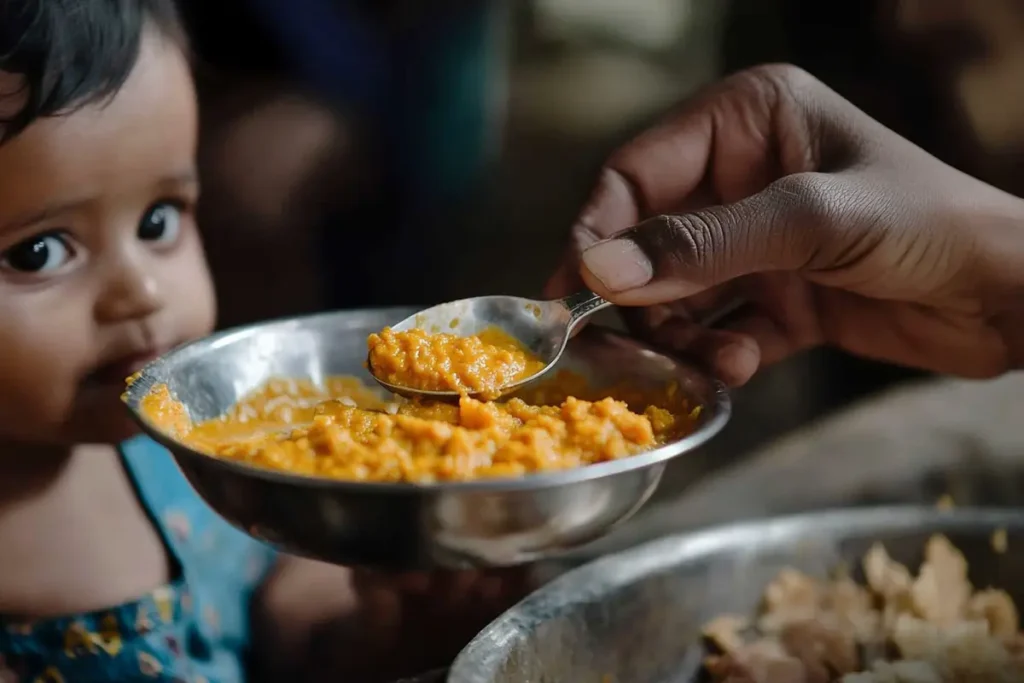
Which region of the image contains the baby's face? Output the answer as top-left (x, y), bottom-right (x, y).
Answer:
top-left (0, 30), bottom-right (215, 445)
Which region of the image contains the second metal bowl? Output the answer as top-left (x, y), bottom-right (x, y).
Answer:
top-left (450, 507), bottom-right (1024, 682)
top-left (123, 307), bottom-right (730, 568)
top-left (450, 507), bottom-right (1024, 683)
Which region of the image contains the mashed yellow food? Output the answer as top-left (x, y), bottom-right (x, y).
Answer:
top-left (136, 329), bottom-right (701, 483)
top-left (367, 326), bottom-right (546, 398)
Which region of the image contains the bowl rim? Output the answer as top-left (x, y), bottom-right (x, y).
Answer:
top-left (122, 307), bottom-right (732, 493)
top-left (448, 506), bottom-right (1024, 682)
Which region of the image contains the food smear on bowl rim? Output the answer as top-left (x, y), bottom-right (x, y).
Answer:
top-left (702, 534), bottom-right (1024, 682)
top-left (137, 368), bottom-right (701, 484)
top-left (366, 325), bottom-right (547, 399)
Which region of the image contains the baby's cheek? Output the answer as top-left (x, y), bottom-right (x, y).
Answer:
top-left (0, 306), bottom-right (87, 436)
top-left (169, 239), bottom-right (217, 340)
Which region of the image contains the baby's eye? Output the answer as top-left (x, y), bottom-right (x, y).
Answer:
top-left (138, 202), bottom-right (182, 245)
top-left (0, 233), bottom-right (73, 273)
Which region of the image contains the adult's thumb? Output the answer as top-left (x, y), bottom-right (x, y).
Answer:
top-left (579, 173), bottom-right (832, 305)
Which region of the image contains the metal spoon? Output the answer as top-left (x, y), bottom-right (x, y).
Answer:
top-left (368, 290), bottom-right (613, 400)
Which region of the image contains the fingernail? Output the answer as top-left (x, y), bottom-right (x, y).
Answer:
top-left (581, 239), bottom-right (653, 292)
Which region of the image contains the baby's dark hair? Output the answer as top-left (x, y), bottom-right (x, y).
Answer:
top-left (0, 0), bottom-right (185, 143)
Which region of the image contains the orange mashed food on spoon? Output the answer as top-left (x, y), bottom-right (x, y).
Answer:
top-left (367, 326), bottom-right (547, 399)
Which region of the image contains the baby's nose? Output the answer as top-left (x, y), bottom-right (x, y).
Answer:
top-left (94, 255), bottom-right (164, 323)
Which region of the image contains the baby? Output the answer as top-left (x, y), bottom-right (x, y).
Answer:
top-left (0, 1), bottom-right (526, 681)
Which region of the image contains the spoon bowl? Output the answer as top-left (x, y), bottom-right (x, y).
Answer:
top-left (369, 290), bottom-right (611, 400)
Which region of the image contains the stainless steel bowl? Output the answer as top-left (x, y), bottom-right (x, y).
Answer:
top-left (123, 307), bottom-right (730, 569)
top-left (449, 507), bottom-right (1024, 682)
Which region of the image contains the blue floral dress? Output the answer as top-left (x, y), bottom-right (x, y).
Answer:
top-left (0, 437), bottom-right (278, 683)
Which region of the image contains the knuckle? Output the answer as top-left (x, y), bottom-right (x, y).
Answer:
top-left (731, 65), bottom-right (829, 171)
top-left (763, 173), bottom-right (847, 269)
top-left (656, 212), bottom-right (724, 274)
top-left (766, 172), bottom-right (903, 271)
top-left (757, 63), bottom-right (819, 90)
top-left (767, 172), bottom-right (842, 228)
top-left (742, 64), bottom-right (821, 103)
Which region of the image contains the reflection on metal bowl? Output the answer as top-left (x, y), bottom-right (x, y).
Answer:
top-left (123, 307), bottom-right (730, 569)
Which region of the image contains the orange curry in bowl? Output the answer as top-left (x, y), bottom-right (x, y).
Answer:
top-left (135, 328), bottom-right (702, 484)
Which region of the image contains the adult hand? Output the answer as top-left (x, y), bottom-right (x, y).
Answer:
top-left (546, 64), bottom-right (1024, 386)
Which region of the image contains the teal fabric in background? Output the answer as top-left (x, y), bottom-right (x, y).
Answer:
top-left (243, 0), bottom-right (510, 307)
top-left (394, 1), bottom-right (508, 207)
top-left (244, 0), bottom-right (508, 208)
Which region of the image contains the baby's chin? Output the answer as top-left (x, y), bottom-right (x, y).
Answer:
top-left (0, 382), bottom-right (143, 447)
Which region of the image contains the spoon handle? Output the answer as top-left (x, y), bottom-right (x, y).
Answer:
top-left (557, 290), bottom-right (614, 331)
